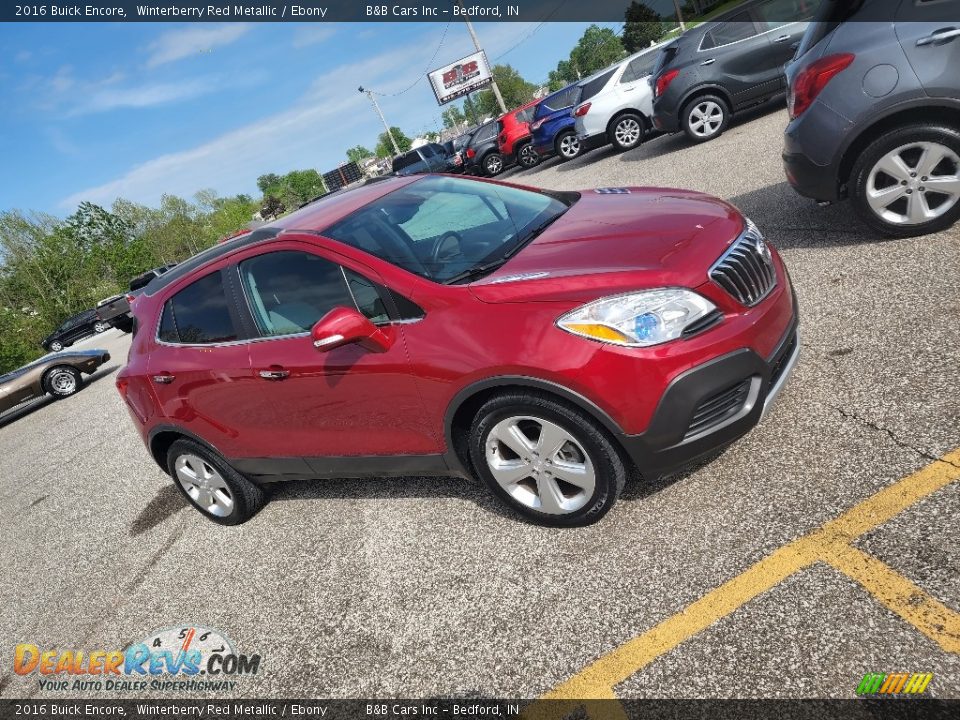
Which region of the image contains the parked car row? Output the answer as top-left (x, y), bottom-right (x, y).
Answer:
top-left (408, 0), bottom-right (958, 240)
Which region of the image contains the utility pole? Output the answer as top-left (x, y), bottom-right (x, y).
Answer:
top-left (672, 0), bottom-right (686, 31)
top-left (359, 86), bottom-right (400, 155)
top-left (457, 0), bottom-right (507, 115)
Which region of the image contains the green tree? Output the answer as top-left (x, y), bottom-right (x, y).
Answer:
top-left (441, 104), bottom-right (467, 130)
top-left (474, 64), bottom-right (537, 116)
top-left (571, 25), bottom-right (627, 77)
top-left (346, 145), bottom-right (373, 163)
top-left (548, 59), bottom-right (580, 91)
top-left (375, 127), bottom-right (413, 158)
top-left (623, 2), bottom-right (667, 52)
top-left (256, 173), bottom-right (282, 194)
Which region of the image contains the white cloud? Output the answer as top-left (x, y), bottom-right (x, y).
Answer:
top-left (15, 50), bottom-right (32, 63)
top-left (146, 24), bottom-right (250, 68)
top-left (70, 78), bottom-right (218, 116)
top-left (292, 25), bottom-right (336, 49)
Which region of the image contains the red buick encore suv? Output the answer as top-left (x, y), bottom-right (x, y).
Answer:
top-left (117, 175), bottom-right (799, 526)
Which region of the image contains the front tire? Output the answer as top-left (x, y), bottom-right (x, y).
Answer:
top-left (850, 124), bottom-right (960, 238)
top-left (681, 95), bottom-right (729, 143)
top-left (166, 438), bottom-right (266, 526)
top-left (609, 113), bottom-right (645, 151)
top-left (94, 321), bottom-right (109, 333)
top-left (468, 391), bottom-right (627, 527)
top-left (555, 130), bottom-right (582, 161)
top-left (482, 152), bottom-right (504, 176)
top-left (517, 142), bottom-right (540, 169)
top-left (49, 341), bottom-right (64, 353)
top-left (44, 366), bottom-right (82, 398)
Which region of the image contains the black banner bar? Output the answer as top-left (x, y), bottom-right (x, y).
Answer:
top-left (2, 699), bottom-right (960, 720)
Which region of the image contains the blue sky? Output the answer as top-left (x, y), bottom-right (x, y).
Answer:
top-left (0, 21), bottom-right (607, 215)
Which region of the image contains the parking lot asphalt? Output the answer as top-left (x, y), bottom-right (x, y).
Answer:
top-left (1, 102), bottom-right (958, 702)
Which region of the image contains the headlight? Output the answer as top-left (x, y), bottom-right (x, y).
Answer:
top-left (557, 289), bottom-right (717, 347)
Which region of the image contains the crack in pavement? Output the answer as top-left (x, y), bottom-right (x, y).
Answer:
top-left (833, 405), bottom-right (960, 471)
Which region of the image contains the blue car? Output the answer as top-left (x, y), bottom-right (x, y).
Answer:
top-left (530, 84), bottom-right (583, 162)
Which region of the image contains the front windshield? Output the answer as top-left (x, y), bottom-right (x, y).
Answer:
top-left (323, 175), bottom-right (573, 283)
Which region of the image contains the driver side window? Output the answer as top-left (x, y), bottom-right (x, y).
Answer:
top-left (239, 250), bottom-right (385, 337)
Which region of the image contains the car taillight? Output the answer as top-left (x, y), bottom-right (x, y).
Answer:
top-left (788, 53), bottom-right (855, 119)
top-left (115, 376), bottom-right (129, 400)
top-left (530, 118), bottom-right (544, 131)
top-left (573, 102), bottom-right (591, 117)
top-left (654, 69), bottom-right (679, 99)
top-left (126, 293), bottom-right (136, 304)
top-left (466, 148), bottom-right (476, 159)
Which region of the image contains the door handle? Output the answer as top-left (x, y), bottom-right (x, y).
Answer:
top-left (701, 58), bottom-right (715, 65)
top-left (152, 374), bottom-right (175, 384)
top-left (916, 27), bottom-right (960, 46)
top-left (774, 34), bottom-right (791, 43)
top-left (622, 86), bottom-right (636, 91)
top-left (258, 368), bottom-right (290, 380)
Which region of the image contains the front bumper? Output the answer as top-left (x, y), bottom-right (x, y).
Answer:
top-left (617, 312), bottom-right (799, 477)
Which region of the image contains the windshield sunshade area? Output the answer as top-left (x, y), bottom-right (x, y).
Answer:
top-left (322, 176), bottom-right (573, 283)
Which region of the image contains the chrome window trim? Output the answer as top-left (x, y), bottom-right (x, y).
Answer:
top-left (698, 20), bottom-right (799, 53)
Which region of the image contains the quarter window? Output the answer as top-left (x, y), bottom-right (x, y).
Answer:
top-left (160, 271), bottom-right (238, 345)
top-left (619, 53), bottom-right (658, 84)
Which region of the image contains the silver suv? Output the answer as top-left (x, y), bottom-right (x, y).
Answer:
top-left (573, 43), bottom-right (666, 154)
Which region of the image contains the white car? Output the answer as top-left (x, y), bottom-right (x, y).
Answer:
top-left (573, 43), bottom-right (667, 153)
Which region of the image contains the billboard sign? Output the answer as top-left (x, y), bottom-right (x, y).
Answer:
top-left (428, 50), bottom-right (493, 105)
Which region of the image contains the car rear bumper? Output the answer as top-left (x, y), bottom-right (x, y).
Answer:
top-left (652, 107), bottom-right (680, 133)
top-left (782, 150), bottom-right (841, 202)
top-left (575, 131), bottom-right (607, 153)
top-left (617, 306), bottom-right (799, 478)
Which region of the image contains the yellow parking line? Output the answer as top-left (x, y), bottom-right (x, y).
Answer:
top-left (821, 543), bottom-right (960, 653)
top-left (539, 448), bottom-right (960, 704)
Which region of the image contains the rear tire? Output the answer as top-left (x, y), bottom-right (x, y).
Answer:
top-left (166, 438), bottom-right (267, 526)
top-left (44, 366), bottom-right (82, 398)
top-left (849, 123), bottom-right (960, 238)
top-left (555, 130), bottom-right (582, 161)
top-left (482, 152), bottom-right (504, 176)
top-left (681, 95), bottom-right (730, 143)
top-left (468, 391), bottom-right (627, 527)
top-left (94, 321), bottom-right (109, 333)
top-left (49, 341), bottom-right (64, 353)
top-left (517, 142), bottom-right (540, 169)
top-left (608, 112), bottom-right (645, 151)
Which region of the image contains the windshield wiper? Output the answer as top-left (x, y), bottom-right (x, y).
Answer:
top-left (443, 210), bottom-right (567, 286)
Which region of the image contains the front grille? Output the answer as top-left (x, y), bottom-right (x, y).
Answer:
top-left (683, 379), bottom-right (752, 442)
top-left (709, 229), bottom-right (777, 306)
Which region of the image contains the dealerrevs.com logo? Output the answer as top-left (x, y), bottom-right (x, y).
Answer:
top-left (856, 672), bottom-right (934, 696)
top-left (14, 625), bottom-right (262, 693)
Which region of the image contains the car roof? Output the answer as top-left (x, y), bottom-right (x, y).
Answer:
top-left (142, 175), bottom-right (421, 297)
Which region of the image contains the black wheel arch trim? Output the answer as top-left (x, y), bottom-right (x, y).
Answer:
top-left (678, 85), bottom-right (733, 120)
top-left (147, 424), bottom-right (228, 475)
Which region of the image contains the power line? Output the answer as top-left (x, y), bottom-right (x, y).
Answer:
top-left (372, 21), bottom-right (451, 98)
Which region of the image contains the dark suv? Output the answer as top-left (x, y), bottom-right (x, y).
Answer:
top-left (652, 0), bottom-right (813, 143)
top-left (783, 0), bottom-right (960, 237)
top-left (462, 121), bottom-right (503, 176)
top-left (41, 309), bottom-right (107, 353)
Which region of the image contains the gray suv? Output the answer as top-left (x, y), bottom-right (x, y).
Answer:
top-left (783, 0), bottom-right (960, 237)
top-left (652, 0), bottom-right (812, 143)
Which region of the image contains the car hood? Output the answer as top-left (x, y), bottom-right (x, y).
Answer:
top-left (470, 187), bottom-right (745, 304)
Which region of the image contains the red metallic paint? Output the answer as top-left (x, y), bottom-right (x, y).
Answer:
top-left (118, 176), bottom-right (795, 475)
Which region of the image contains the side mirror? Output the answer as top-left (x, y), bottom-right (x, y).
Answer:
top-left (311, 307), bottom-right (392, 353)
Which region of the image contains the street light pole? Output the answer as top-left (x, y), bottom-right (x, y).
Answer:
top-left (457, 0), bottom-right (507, 115)
top-left (359, 86), bottom-right (400, 155)
top-left (672, 0), bottom-right (686, 31)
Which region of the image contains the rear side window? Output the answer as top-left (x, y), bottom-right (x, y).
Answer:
top-left (653, 45), bottom-right (679, 77)
top-left (473, 123), bottom-right (497, 143)
top-left (619, 53), bottom-right (658, 84)
top-left (160, 271), bottom-right (238, 345)
top-left (578, 68), bottom-right (617, 102)
top-left (542, 86), bottom-right (579, 112)
top-left (701, 12), bottom-right (758, 50)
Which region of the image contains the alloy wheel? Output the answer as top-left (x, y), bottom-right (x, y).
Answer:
top-left (50, 342), bottom-right (63, 352)
top-left (49, 370), bottom-right (76, 394)
top-left (559, 134), bottom-right (580, 158)
top-left (175, 454), bottom-right (235, 518)
top-left (519, 145), bottom-right (538, 168)
top-left (485, 154), bottom-right (503, 175)
top-left (865, 141), bottom-right (960, 226)
top-left (484, 415), bottom-right (596, 515)
top-left (94, 322), bottom-right (109, 333)
top-left (688, 101), bottom-right (724, 138)
top-left (615, 118), bottom-right (641, 147)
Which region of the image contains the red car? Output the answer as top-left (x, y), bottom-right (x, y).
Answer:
top-left (117, 175), bottom-right (798, 527)
top-left (497, 99), bottom-right (541, 171)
